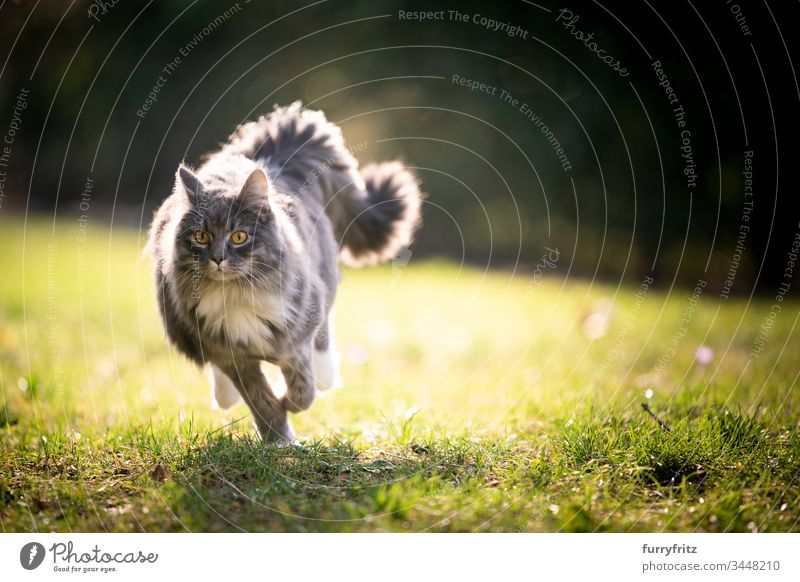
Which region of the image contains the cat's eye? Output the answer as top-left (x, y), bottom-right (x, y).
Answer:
top-left (230, 230), bottom-right (248, 244)
top-left (194, 230), bottom-right (211, 244)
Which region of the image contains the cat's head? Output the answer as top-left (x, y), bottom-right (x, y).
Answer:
top-left (171, 165), bottom-right (281, 286)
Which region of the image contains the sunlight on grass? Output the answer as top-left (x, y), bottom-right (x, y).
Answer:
top-left (1, 218), bottom-right (798, 532)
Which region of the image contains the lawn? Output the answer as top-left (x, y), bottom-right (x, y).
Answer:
top-left (1, 217), bottom-right (798, 532)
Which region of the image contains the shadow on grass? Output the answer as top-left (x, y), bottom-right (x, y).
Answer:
top-left (1, 419), bottom-right (530, 532)
top-left (154, 433), bottom-right (508, 532)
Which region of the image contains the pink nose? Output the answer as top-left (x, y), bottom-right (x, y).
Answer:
top-left (211, 256), bottom-right (222, 265)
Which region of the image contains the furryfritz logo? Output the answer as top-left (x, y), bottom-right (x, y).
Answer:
top-left (20, 542), bottom-right (46, 570)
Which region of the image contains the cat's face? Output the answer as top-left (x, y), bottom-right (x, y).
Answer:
top-left (172, 166), bottom-right (280, 287)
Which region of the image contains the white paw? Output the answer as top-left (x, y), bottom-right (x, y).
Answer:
top-left (209, 365), bottom-right (242, 409)
top-left (313, 345), bottom-right (342, 392)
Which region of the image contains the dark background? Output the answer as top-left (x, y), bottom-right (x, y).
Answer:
top-left (1, 0), bottom-right (798, 293)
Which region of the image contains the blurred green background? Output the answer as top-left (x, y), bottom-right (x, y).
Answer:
top-left (1, 0), bottom-right (798, 288)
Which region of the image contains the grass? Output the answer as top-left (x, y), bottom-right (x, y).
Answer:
top-left (1, 217), bottom-right (798, 532)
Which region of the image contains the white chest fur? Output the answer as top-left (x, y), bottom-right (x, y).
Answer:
top-left (194, 282), bottom-right (287, 348)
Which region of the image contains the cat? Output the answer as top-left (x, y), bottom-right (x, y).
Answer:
top-left (147, 102), bottom-right (422, 443)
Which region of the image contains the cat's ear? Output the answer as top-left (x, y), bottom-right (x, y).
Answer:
top-left (238, 169), bottom-right (270, 207)
top-left (175, 164), bottom-right (204, 205)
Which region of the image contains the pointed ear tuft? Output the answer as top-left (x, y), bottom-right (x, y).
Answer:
top-left (176, 164), bottom-right (204, 204)
top-left (239, 169), bottom-right (270, 206)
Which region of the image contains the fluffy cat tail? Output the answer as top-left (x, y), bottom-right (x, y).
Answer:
top-left (219, 102), bottom-right (422, 266)
top-left (335, 161), bottom-right (422, 267)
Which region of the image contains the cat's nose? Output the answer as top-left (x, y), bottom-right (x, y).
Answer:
top-left (211, 256), bottom-right (223, 265)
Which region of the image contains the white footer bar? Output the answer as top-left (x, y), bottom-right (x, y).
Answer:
top-left (1, 533), bottom-right (797, 581)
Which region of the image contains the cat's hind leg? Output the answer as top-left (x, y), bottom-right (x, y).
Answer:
top-left (209, 364), bottom-right (242, 409)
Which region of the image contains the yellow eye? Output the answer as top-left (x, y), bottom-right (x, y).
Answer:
top-left (194, 230), bottom-right (211, 244)
top-left (230, 230), bottom-right (248, 244)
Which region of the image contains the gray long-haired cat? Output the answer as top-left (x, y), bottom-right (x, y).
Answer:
top-left (148, 102), bottom-right (422, 443)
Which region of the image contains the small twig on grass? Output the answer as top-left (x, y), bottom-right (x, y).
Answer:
top-left (641, 403), bottom-right (671, 432)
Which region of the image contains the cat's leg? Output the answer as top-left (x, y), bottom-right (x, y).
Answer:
top-left (209, 364), bottom-right (242, 409)
top-left (313, 314), bottom-right (342, 392)
top-left (281, 346), bottom-right (316, 413)
top-left (218, 359), bottom-right (294, 444)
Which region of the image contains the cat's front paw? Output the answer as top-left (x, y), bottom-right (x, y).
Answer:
top-left (259, 416), bottom-right (296, 446)
top-left (282, 389), bottom-right (315, 413)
